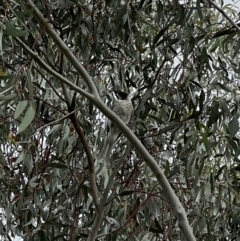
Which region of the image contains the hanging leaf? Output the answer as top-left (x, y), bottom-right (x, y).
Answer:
top-left (14, 100), bottom-right (28, 119)
top-left (27, 68), bottom-right (35, 107)
top-left (17, 106), bottom-right (35, 134)
top-left (188, 36), bottom-right (195, 53)
top-left (228, 116), bottom-right (239, 137)
top-left (233, 37), bottom-right (240, 59)
top-left (196, 0), bottom-right (203, 21)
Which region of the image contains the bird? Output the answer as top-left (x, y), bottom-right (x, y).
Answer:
top-left (97, 90), bottom-right (134, 163)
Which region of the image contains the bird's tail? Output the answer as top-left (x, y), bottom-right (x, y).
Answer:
top-left (97, 141), bottom-right (110, 163)
top-left (97, 131), bottom-right (119, 163)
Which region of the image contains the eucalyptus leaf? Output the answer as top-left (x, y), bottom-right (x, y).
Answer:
top-left (17, 106), bottom-right (35, 134)
top-left (6, 21), bottom-right (28, 37)
top-left (0, 93), bottom-right (16, 101)
top-left (228, 116), bottom-right (239, 137)
top-left (1, 1), bottom-right (240, 241)
top-left (14, 100), bottom-right (28, 119)
top-left (46, 163), bottom-right (68, 169)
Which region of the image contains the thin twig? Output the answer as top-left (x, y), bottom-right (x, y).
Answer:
top-left (18, 107), bottom-right (81, 143)
top-left (14, 37), bottom-right (94, 101)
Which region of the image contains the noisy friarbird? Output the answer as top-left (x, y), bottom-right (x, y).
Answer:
top-left (97, 90), bottom-right (134, 162)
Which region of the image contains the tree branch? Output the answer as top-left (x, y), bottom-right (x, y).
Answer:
top-left (14, 37), bottom-right (94, 101)
top-left (24, 0), bottom-right (99, 97)
top-left (21, 1), bottom-right (196, 240)
top-left (72, 118), bottom-right (100, 207)
top-left (14, 37), bottom-right (101, 211)
top-left (206, 0), bottom-right (240, 33)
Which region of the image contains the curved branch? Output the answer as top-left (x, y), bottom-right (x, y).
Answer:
top-left (25, 0), bottom-right (99, 97)
top-left (14, 37), bottom-right (100, 210)
top-left (21, 2), bottom-right (196, 240)
top-left (14, 37), bottom-right (94, 101)
top-left (69, 109), bottom-right (100, 209)
top-left (93, 100), bottom-right (196, 241)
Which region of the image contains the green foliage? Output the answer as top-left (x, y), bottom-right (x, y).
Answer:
top-left (0, 0), bottom-right (240, 240)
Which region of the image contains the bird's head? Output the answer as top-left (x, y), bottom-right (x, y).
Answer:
top-left (114, 90), bottom-right (129, 100)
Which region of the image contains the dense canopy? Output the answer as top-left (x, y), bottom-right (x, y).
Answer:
top-left (0, 0), bottom-right (240, 240)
